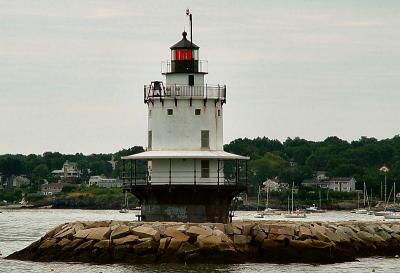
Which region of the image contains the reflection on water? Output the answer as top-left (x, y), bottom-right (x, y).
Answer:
top-left (0, 209), bottom-right (399, 273)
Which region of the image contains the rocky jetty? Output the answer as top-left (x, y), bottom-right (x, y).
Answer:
top-left (7, 220), bottom-right (400, 264)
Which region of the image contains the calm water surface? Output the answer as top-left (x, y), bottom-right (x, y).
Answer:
top-left (0, 209), bottom-right (399, 273)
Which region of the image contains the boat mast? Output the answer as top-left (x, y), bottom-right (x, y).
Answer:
top-left (291, 182), bottom-right (294, 212)
top-left (363, 182), bottom-right (366, 207)
top-left (319, 190), bottom-right (322, 209)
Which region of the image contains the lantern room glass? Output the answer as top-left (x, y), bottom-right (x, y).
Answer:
top-left (171, 49), bottom-right (199, 61)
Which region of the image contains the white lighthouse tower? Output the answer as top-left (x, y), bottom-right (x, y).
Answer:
top-left (122, 13), bottom-right (249, 223)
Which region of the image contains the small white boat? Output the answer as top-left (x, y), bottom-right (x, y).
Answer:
top-left (119, 192), bottom-right (129, 213)
top-left (284, 211), bottom-right (307, 218)
top-left (305, 205), bottom-right (326, 213)
top-left (384, 213), bottom-right (400, 219)
top-left (254, 185), bottom-right (264, 218)
top-left (374, 211), bottom-right (392, 216)
top-left (351, 209), bottom-right (368, 214)
top-left (262, 184), bottom-right (281, 216)
top-left (284, 183), bottom-right (306, 218)
top-left (263, 208), bottom-right (281, 216)
top-left (254, 212), bottom-right (264, 218)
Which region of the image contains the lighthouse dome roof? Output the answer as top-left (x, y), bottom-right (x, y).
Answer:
top-left (170, 31), bottom-right (199, 49)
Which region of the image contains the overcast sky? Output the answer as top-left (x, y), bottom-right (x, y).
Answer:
top-left (1, 0), bottom-right (400, 155)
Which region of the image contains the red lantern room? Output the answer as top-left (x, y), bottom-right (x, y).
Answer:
top-left (168, 31), bottom-right (206, 74)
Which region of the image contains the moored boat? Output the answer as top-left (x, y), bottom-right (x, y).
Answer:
top-left (384, 213), bottom-right (400, 219)
top-left (351, 209), bottom-right (368, 214)
top-left (284, 210), bottom-right (307, 218)
top-left (305, 205), bottom-right (326, 213)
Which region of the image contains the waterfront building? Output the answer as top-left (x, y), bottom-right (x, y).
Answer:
top-left (40, 182), bottom-right (78, 195)
top-left (121, 15), bottom-right (249, 223)
top-left (11, 175), bottom-right (31, 188)
top-left (88, 175), bottom-right (122, 188)
top-left (51, 160), bottom-right (81, 180)
top-left (302, 172), bottom-right (356, 192)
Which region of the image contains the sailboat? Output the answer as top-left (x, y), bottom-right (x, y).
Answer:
top-left (119, 191), bottom-right (129, 213)
top-left (263, 183), bottom-right (280, 216)
top-left (305, 190), bottom-right (326, 213)
top-left (254, 185), bottom-right (264, 218)
top-left (352, 182), bottom-right (368, 214)
top-left (375, 184), bottom-right (394, 217)
top-left (284, 182), bottom-right (306, 218)
top-left (384, 182), bottom-right (400, 219)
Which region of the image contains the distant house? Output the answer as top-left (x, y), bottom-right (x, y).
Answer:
top-left (51, 160), bottom-right (81, 180)
top-left (41, 182), bottom-right (78, 195)
top-left (11, 175), bottom-right (30, 188)
top-left (302, 171), bottom-right (356, 192)
top-left (88, 176), bottom-right (122, 188)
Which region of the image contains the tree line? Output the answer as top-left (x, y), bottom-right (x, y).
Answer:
top-left (224, 135), bottom-right (400, 196)
top-left (2, 136), bottom-right (400, 197)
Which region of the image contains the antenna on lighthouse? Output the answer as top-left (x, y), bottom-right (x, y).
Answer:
top-left (186, 9), bottom-right (194, 72)
top-left (186, 8), bottom-right (193, 45)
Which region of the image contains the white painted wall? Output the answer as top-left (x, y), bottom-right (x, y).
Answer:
top-left (145, 61), bottom-right (228, 186)
top-left (148, 99), bottom-right (223, 151)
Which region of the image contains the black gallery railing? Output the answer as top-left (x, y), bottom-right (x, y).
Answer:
top-left (120, 159), bottom-right (248, 188)
top-left (144, 84), bottom-right (226, 102)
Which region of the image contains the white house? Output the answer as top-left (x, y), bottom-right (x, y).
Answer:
top-left (302, 172), bottom-right (356, 192)
top-left (41, 182), bottom-right (77, 195)
top-left (51, 160), bottom-right (81, 179)
top-left (88, 176), bottom-right (122, 188)
top-left (11, 175), bottom-right (30, 188)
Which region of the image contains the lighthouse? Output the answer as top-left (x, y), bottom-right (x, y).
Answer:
top-left (121, 13), bottom-right (249, 223)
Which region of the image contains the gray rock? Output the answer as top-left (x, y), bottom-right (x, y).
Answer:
top-left (234, 234), bottom-right (251, 245)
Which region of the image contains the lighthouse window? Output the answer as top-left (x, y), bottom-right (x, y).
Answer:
top-left (201, 160), bottom-right (210, 178)
top-left (167, 109), bottom-right (173, 116)
top-left (188, 75), bottom-right (194, 86)
top-left (195, 109), bottom-right (201, 115)
top-left (175, 50), bottom-right (192, 61)
top-left (201, 130), bottom-right (209, 148)
top-left (218, 109), bottom-right (221, 116)
top-left (148, 131), bottom-right (152, 149)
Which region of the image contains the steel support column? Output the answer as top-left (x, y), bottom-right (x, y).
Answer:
top-left (130, 160), bottom-right (133, 187)
top-left (169, 159), bottom-right (172, 186)
top-left (217, 159), bottom-right (220, 186)
top-left (194, 159), bottom-right (197, 186)
top-left (134, 160), bottom-right (137, 186)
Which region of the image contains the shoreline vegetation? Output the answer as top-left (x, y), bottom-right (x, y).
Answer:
top-left (0, 186), bottom-right (390, 211)
top-left (2, 136), bottom-right (400, 209)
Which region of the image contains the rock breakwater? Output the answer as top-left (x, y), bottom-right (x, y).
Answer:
top-left (7, 220), bottom-right (400, 264)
